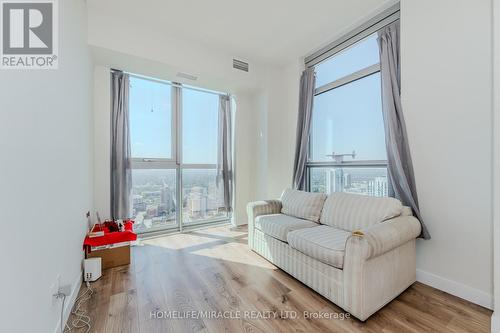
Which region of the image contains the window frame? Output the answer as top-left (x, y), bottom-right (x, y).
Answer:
top-left (305, 32), bottom-right (391, 193)
top-left (127, 73), bottom-right (230, 233)
top-left (304, 3), bottom-right (399, 68)
top-left (129, 76), bottom-right (177, 163)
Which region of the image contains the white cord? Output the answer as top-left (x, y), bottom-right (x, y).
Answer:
top-left (63, 281), bottom-right (94, 333)
top-left (60, 295), bottom-right (66, 333)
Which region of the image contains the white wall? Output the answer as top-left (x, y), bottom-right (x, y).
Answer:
top-left (254, 0), bottom-right (495, 309)
top-left (487, 0), bottom-right (500, 327)
top-left (401, 0), bottom-right (493, 307)
top-left (265, 61), bottom-right (303, 198)
top-left (250, 61), bottom-right (303, 199)
top-left (0, 1), bottom-right (93, 332)
top-left (87, 9), bottom-right (271, 95)
top-left (232, 91), bottom-right (260, 224)
top-left (93, 65), bottom-right (112, 219)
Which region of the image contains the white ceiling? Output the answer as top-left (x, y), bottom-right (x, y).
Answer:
top-left (87, 0), bottom-right (392, 66)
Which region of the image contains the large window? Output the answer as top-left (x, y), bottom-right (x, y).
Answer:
top-left (181, 89), bottom-right (225, 225)
top-left (307, 34), bottom-right (389, 196)
top-left (129, 75), bottom-right (228, 233)
top-left (130, 77), bottom-right (173, 159)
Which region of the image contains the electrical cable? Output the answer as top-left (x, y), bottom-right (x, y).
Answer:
top-left (60, 294), bottom-right (66, 333)
top-left (60, 281), bottom-right (94, 333)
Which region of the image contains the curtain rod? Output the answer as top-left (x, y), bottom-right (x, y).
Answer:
top-left (111, 68), bottom-right (229, 97)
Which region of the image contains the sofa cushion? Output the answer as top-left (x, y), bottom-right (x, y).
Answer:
top-left (320, 192), bottom-right (403, 231)
top-left (287, 225), bottom-right (351, 269)
top-left (280, 189), bottom-right (327, 222)
top-left (255, 214), bottom-right (318, 242)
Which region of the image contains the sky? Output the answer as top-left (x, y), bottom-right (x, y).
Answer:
top-left (129, 33), bottom-right (387, 165)
top-left (129, 77), bottom-right (218, 164)
top-left (311, 34), bottom-right (387, 162)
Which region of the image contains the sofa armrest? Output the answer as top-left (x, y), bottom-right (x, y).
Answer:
top-left (246, 200), bottom-right (282, 229)
top-left (343, 215), bottom-right (420, 321)
top-left (346, 215), bottom-right (421, 260)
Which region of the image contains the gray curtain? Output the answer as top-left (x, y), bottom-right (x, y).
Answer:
top-left (378, 22), bottom-right (430, 239)
top-left (110, 71), bottom-right (132, 220)
top-left (292, 68), bottom-right (316, 190)
top-left (217, 95), bottom-right (233, 212)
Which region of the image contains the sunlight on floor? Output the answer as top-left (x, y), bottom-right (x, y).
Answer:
top-left (137, 226), bottom-right (276, 269)
top-left (190, 245), bottom-right (276, 269)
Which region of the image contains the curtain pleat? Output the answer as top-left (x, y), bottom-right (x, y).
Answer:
top-left (378, 22), bottom-right (430, 239)
top-left (110, 71), bottom-right (132, 220)
top-left (292, 68), bottom-right (316, 190)
top-left (217, 95), bottom-right (234, 212)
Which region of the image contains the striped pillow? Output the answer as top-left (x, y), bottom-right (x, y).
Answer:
top-left (320, 192), bottom-right (403, 231)
top-left (280, 189), bottom-right (327, 222)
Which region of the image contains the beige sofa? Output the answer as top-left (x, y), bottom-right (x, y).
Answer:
top-left (247, 189), bottom-right (421, 321)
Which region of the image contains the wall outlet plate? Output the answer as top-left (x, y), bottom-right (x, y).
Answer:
top-left (58, 284), bottom-right (71, 297)
top-left (50, 274), bottom-right (61, 303)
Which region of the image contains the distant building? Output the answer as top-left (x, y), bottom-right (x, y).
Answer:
top-left (205, 183), bottom-right (217, 211)
top-left (146, 205), bottom-right (158, 218)
top-left (187, 186), bottom-right (208, 216)
top-left (133, 195), bottom-right (147, 212)
top-left (326, 168), bottom-right (344, 194)
top-left (344, 173), bottom-right (352, 188)
top-left (161, 185), bottom-right (175, 212)
top-left (368, 177), bottom-right (388, 197)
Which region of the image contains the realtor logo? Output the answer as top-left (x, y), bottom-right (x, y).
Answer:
top-left (1, 0), bottom-right (58, 69)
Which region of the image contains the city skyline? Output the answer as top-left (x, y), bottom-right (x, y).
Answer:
top-left (131, 169), bottom-right (227, 232)
top-left (310, 168), bottom-right (388, 197)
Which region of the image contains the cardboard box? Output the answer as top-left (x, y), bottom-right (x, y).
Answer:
top-left (85, 243), bottom-right (130, 269)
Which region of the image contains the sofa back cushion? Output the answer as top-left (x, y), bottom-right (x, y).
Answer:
top-left (320, 192), bottom-right (403, 231)
top-left (280, 189), bottom-right (327, 222)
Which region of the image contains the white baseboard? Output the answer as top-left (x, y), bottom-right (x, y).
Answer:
top-left (52, 271), bottom-right (82, 333)
top-left (416, 269), bottom-right (493, 310)
top-left (492, 312), bottom-right (500, 333)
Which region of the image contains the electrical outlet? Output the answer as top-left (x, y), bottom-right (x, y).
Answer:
top-left (58, 284), bottom-right (71, 297)
top-left (50, 274), bottom-right (61, 303)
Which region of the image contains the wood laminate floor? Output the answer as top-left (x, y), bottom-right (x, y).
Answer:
top-left (71, 225), bottom-right (492, 333)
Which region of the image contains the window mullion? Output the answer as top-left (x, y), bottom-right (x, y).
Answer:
top-left (172, 84), bottom-right (183, 231)
top-left (306, 161), bottom-right (388, 168)
top-left (314, 63), bottom-right (380, 96)
top-left (131, 160), bottom-right (177, 169)
top-left (173, 84), bottom-right (182, 166)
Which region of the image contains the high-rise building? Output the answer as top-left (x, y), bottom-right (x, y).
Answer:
top-left (375, 177), bottom-right (388, 196)
top-left (344, 173), bottom-right (352, 189)
top-left (368, 177), bottom-right (388, 197)
top-left (187, 186), bottom-right (208, 216)
top-left (326, 168), bottom-right (344, 194)
top-left (161, 185), bottom-right (175, 212)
